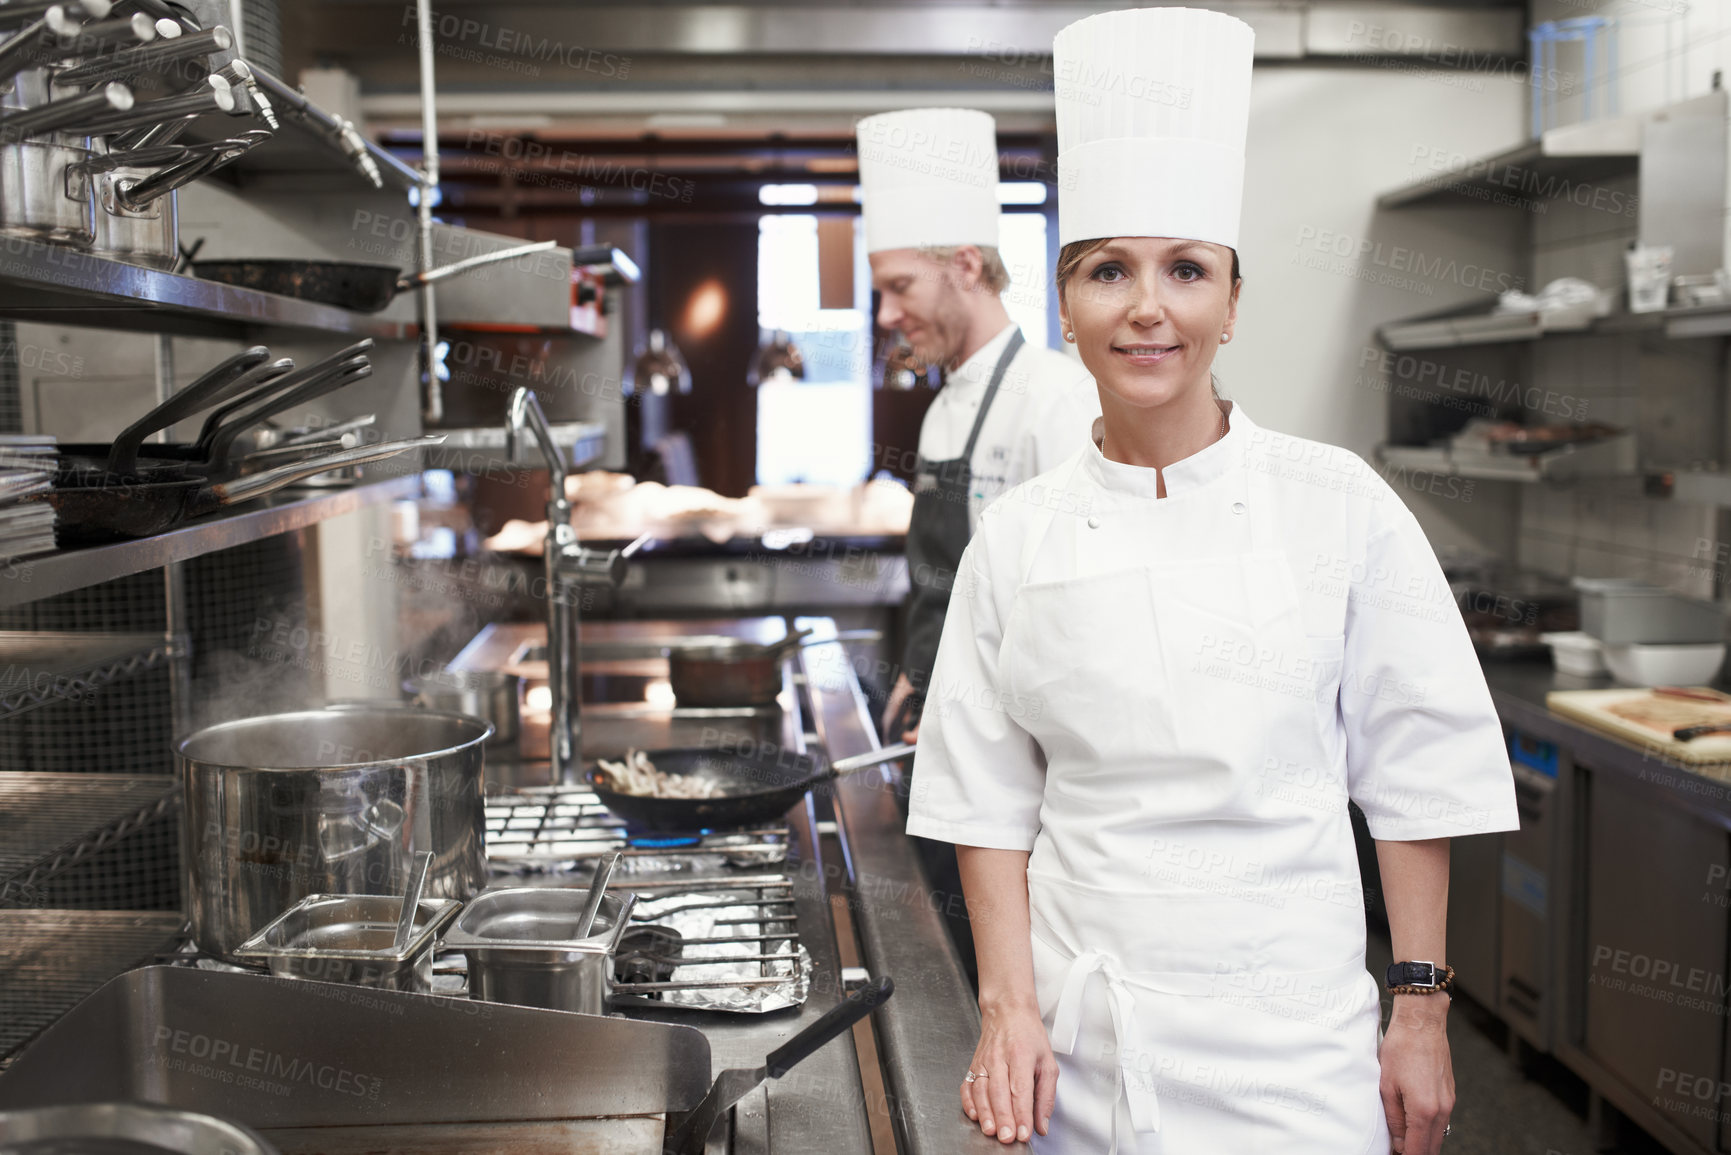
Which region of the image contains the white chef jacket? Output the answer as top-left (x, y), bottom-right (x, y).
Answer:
top-left (906, 403), bottom-right (1519, 1153)
top-left (917, 324), bottom-right (1100, 533)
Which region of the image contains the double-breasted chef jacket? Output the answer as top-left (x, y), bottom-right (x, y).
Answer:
top-left (906, 402), bottom-right (1520, 1153)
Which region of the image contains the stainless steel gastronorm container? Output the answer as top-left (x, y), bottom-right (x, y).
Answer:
top-left (444, 888), bottom-right (636, 1016)
top-left (234, 892), bottom-right (461, 991)
top-left (177, 708), bottom-right (492, 962)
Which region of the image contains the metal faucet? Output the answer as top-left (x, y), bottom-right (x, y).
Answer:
top-left (504, 387), bottom-right (643, 783)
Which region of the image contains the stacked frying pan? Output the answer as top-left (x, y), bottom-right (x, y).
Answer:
top-left (47, 338), bottom-right (443, 542)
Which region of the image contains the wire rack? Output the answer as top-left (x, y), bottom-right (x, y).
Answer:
top-left (0, 773), bottom-right (180, 908)
top-left (0, 909), bottom-right (185, 1061)
top-left (0, 632), bottom-right (183, 721)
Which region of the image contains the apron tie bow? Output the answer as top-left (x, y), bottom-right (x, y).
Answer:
top-left (1049, 949), bottom-right (1162, 1150)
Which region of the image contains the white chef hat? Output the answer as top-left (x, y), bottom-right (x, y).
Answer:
top-left (855, 108), bottom-right (1001, 254)
top-left (1054, 7), bottom-right (1255, 249)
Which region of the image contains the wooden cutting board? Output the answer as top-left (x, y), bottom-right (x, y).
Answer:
top-left (1547, 688), bottom-right (1731, 765)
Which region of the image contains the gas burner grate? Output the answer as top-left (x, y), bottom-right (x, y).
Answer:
top-left (484, 786), bottom-right (791, 871)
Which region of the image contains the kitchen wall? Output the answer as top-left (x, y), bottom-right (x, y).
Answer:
top-left (1230, 65), bottom-right (1528, 561)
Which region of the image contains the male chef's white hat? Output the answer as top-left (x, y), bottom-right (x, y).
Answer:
top-left (855, 108), bottom-right (1001, 254)
top-left (1054, 7), bottom-right (1254, 249)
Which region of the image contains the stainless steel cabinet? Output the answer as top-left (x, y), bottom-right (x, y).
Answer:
top-left (1501, 754), bottom-right (1558, 1049)
top-left (1580, 769), bottom-right (1730, 1153)
top-left (1448, 825), bottom-right (1503, 1011)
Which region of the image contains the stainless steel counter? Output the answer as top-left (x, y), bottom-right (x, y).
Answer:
top-left (1482, 659), bottom-right (1731, 831)
top-left (796, 617), bottom-right (1025, 1155)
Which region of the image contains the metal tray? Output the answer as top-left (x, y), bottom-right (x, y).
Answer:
top-left (0, 966), bottom-right (711, 1130)
top-left (234, 894), bottom-right (461, 991)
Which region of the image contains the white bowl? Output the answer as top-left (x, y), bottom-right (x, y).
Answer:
top-left (1540, 631), bottom-right (1606, 677)
top-left (1601, 642), bottom-right (1727, 687)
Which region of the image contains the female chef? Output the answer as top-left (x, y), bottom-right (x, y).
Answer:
top-left (904, 8), bottom-right (1520, 1155)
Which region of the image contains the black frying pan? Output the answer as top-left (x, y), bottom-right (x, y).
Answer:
top-left (48, 434), bottom-right (445, 543)
top-left (53, 345), bottom-right (272, 485)
top-left (587, 743), bottom-right (914, 832)
top-left (57, 340), bottom-right (374, 486)
top-left (192, 240), bottom-right (559, 313)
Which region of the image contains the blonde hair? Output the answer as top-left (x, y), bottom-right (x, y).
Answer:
top-left (921, 244), bottom-right (1012, 294)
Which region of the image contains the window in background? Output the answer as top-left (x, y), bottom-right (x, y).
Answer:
top-left (755, 212), bottom-right (871, 486)
top-left (998, 211), bottom-right (1049, 351)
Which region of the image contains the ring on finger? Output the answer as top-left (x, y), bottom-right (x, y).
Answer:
top-left (965, 1070), bottom-right (988, 1084)
top-left (1442, 1123), bottom-right (1451, 1138)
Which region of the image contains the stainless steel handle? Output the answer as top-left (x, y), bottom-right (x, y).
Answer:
top-left (0, 0), bottom-right (108, 28)
top-left (826, 742), bottom-right (916, 778)
top-left (215, 435), bottom-right (446, 503)
top-left (68, 77), bottom-right (234, 136)
top-left (53, 22), bottom-right (230, 83)
top-left (402, 239), bottom-right (561, 289)
top-left (116, 130), bottom-right (266, 208)
top-left (0, 18), bottom-right (52, 85)
top-left (0, 80), bottom-right (130, 141)
top-left (49, 9), bottom-right (153, 47)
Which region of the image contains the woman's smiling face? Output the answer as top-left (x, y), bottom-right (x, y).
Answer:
top-left (1059, 237), bottom-right (1240, 412)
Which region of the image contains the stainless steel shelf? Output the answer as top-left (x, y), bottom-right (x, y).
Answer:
top-left (0, 774), bottom-right (180, 908)
top-left (0, 632), bottom-right (184, 721)
top-left (1376, 139), bottom-right (1637, 210)
top-left (0, 237), bottom-right (415, 341)
top-left (1376, 437), bottom-right (1638, 483)
top-left (1374, 303), bottom-right (1731, 351)
top-left (1, 475), bottom-right (418, 608)
top-left (0, 909), bottom-right (184, 1060)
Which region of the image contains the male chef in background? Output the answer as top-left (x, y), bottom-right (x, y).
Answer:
top-left (856, 107), bottom-right (1098, 984)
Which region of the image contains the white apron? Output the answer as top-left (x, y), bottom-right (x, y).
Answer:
top-left (1000, 459), bottom-right (1390, 1155)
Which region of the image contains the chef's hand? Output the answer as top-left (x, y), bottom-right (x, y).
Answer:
top-left (962, 998), bottom-right (1057, 1145)
top-left (1379, 996), bottom-right (1454, 1155)
top-left (883, 673), bottom-right (921, 744)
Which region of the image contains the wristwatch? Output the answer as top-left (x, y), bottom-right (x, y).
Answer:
top-left (1386, 961), bottom-right (1455, 995)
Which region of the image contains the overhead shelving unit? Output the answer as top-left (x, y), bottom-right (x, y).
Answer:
top-left (1375, 113), bottom-right (1640, 211)
top-left (0, 237), bottom-right (413, 341)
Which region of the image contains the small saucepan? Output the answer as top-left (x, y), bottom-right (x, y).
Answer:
top-left (587, 742), bottom-right (914, 832)
top-left (667, 628), bottom-right (881, 708)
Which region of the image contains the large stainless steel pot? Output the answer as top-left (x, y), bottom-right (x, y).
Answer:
top-left (177, 707), bottom-right (492, 962)
top-left (0, 70), bottom-right (96, 244)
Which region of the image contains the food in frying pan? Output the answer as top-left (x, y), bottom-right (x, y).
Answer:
top-left (594, 749), bottom-right (723, 799)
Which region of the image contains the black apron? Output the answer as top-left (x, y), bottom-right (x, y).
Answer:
top-left (894, 328), bottom-right (1023, 992)
top-left (899, 328), bottom-right (1025, 698)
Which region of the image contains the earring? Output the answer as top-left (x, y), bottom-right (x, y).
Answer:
top-left (1220, 333), bottom-right (1231, 344)
top-left (1064, 331), bottom-right (1075, 342)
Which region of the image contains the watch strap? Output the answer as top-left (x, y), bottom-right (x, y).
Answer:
top-left (1386, 961), bottom-right (1454, 995)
